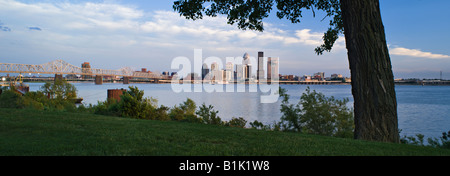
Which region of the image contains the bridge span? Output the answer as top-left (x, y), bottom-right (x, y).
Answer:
top-left (0, 60), bottom-right (169, 84)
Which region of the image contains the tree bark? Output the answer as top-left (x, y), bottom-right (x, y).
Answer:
top-left (340, 0), bottom-right (400, 143)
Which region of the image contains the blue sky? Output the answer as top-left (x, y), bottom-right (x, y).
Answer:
top-left (0, 0), bottom-right (449, 79)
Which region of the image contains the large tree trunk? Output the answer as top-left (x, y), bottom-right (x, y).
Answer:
top-left (340, 0), bottom-right (400, 143)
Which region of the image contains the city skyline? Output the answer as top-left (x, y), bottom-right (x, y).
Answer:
top-left (0, 0), bottom-right (449, 79)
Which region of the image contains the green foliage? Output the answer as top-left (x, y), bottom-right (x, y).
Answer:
top-left (40, 80), bottom-right (77, 100)
top-left (119, 86), bottom-right (153, 119)
top-left (149, 105), bottom-right (170, 121)
top-left (428, 131), bottom-right (450, 149)
top-left (403, 131), bottom-right (450, 149)
top-left (0, 90), bottom-right (25, 109)
top-left (225, 117), bottom-right (247, 128)
top-left (169, 98), bottom-right (200, 122)
top-left (94, 98), bottom-right (121, 117)
top-left (279, 87), bottom-right (354, 138)
top-left (173, 0), bottom-right (342, 55)
top-left (0, 81), bottom-right (80, 111)
top-left (400, 134), bottom-right (425, 146)
top-left (196, 103), bottom-right (223, 125)
top-left (250, 120), bottom-right (282, 131)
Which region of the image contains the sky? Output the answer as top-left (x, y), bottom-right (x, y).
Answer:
top-left (0, 0), bottom-right (449, 79)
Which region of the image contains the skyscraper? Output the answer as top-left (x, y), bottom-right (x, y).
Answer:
top-left (267, 57), bottom-right (279, 80)
top-left (211, 62), bottom-right (219, 83)
top-left (226, 62), bottom-right (233, 82)
top-left (202, 63), bottom-right (209, 80)
top-left (243, 53), bottom-right (252, 81)
top-left (257, 51), bottom-right (264, 81)
top-left (235, 64), bottom-right (245, 82)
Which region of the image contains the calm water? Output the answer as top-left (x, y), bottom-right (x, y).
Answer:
top-left (27, 83), bottom-right (450, 139)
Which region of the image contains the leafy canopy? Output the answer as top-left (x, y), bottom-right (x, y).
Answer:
top-left (173, 0), bottom-right (343, 55)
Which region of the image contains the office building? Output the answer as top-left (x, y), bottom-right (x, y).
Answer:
top-left (243, 53), bottom-right (252, 81)
top-left (257, 51), bottom-right (265, 80)
top-left (267, 57), bottom-right (279, 80)
top-left (225, 62), bottom-right (233, 82)
top-left (202, 63), bottom-right (210, 80)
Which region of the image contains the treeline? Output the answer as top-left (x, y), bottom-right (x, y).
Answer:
top-left (0, 80), bottom-right (78, 111)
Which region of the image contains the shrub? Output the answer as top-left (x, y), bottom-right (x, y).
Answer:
top-left (279, 87), bottom-right (354, 138)
top-left (427, 131), bottom-right (450, 149)
top-left (401, 131), bottom-right (450, 149)
top-left (0, 90), bottom-right (25, 109)
top-left (169, 98), bottom-right (199, 122)
top-left (119, 86), bottom-right (155, 119)
top-left (400, 134), bottom-right (425, 146)
top-left (225, 117), bottom-right (247, 128)
top-left (249, 120), bottom-right (281, 131)
top-left (196, 103), bottom-right (223, 125)
top-left (148, 105), bottom-right (170, 121)
top-left (94, 98), bottom-right (121, 116)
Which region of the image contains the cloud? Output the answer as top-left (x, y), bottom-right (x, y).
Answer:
top-left (0, 21), bottom-right (11, 31)
top-left (0, 0), bottom-right (351, 73)
top-left (390, 47), bottom-right (450, 59)
top-left (28, 27), bottom-right (42, 31)
top-left (0, 0), bottom-right (335, 51)
top-left (0, 26), bottom-right (11, 32)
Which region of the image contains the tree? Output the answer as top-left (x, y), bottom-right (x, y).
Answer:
top-left (173, 0), bottom-right (400, 142)
top-left (40, 79), bottom-right (77, 100)
top-left (119, 86), bottom-right (153, 119)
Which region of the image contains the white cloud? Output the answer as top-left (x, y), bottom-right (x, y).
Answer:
top-left (390, 47), bottom-right (450, 59)
top-left (0, 0), bottom-right (350, 73)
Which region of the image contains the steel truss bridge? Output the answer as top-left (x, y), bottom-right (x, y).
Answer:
top-left (0, 60), bottom-right (169, 79)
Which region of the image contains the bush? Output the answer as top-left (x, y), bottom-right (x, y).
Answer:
top-left (169, 98), bottom-right (200, 122)
top-left (401, 131), bottom-right (450, 149)
top-left (196, 103), bottom-right (223, 125)
top-left (279, 87), bottom-right (354, 138)
top-left (0, 90), bottom-right (25, 109)
top-left (94, 98), bottom-right (121, 116)
top-left (400, 134), bottom-right (425, 146)
top-left (118, 86), bottom-right (156, 119)
top-left (149, 105), bottom-right (170, 121)
top-left (225, 117), bottom-right (247, 128)
top-left (249, 120), bottom-right (281, 131)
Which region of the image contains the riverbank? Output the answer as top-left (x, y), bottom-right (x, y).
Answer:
top-left (1, 108), bottom-right (449, 156)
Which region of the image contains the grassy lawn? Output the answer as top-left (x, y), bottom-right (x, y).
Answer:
top-left (1, 108), bottom-right (449, 156)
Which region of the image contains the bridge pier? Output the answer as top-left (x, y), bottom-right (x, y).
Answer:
top-left (123, 77), bottom-right (130, 84)
top-left (95, 75), bottom-right (103, 85)
top-left (55, 74), bottom-right (63, 83)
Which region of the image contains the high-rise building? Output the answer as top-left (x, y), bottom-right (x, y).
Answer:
top-left (243, 53), bottom-right (252, 81)
top-left (235, 64), bottom-right (245, 82)
top-left (202, 63), bottom-right (209, 80)
top-left (226, 62), bottom-right (233, 82)
top-left (211, 62), bottom-right (219, 82)
top-left (257, 51), bottom-right (265, 80)
top-left (81, 62), bottom-right (93, 80)
top-left (211, 62), bottom-right (219, 71)
top-left (267, 57), bottom-right (279, 80)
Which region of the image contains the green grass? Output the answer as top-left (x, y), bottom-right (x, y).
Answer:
top-left (1, 108), bottom-right (449, 156)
